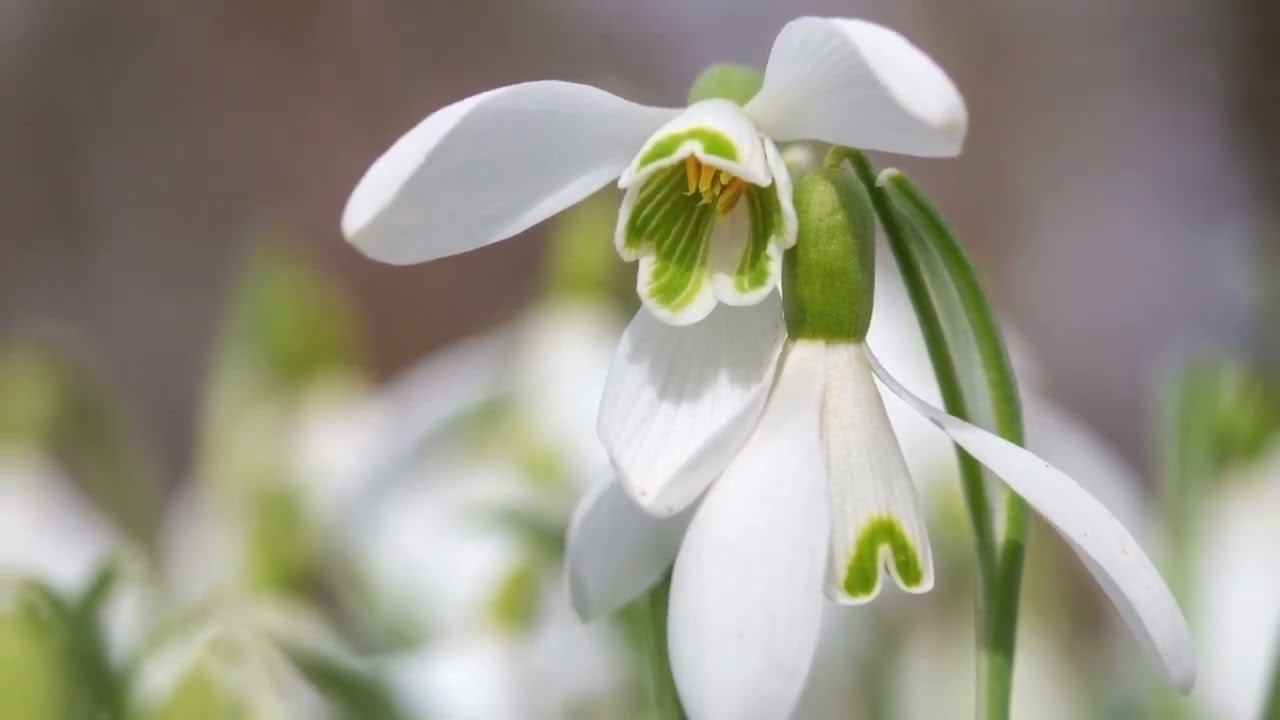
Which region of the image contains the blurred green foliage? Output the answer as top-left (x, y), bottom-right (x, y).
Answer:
top-left (0, 341), bottom-right (161, 547)
top-left (0, 569), bottom-right (128, 720)
top-left (196, 244), bottom-right (366, 597)
top-left (1161, 356), bottom-right (1280, 495)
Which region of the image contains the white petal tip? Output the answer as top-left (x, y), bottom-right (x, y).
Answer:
top-left (748, 17), bottom-right (968, 157)
top-left (616, 475), bottom-right (687, 520)
top-left (1167, 651), bottom-right (1198, 695)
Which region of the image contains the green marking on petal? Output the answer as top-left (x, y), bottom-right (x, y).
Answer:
top-left (638, 128), bottom-right (738, 171)
top-left (624, 165), bottom-right (717, 313)
top-left (732, 184), bottom-right (782, 295)
top-left (647, 204), bottom-right (715, 311)
top-left (842, 515), bottom-right (925, 598)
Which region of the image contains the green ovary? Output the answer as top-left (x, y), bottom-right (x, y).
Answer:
top-left (637, 128), bottom-right (738, 170)
top-left (842, 515), bottom-right (925, 598)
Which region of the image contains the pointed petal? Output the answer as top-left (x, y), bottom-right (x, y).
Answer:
top-left (867, 349), bottom-right (1197, 693)
top-left (618, 99), bottom-right (769, 189)
top-left (669, 341), bottom-right (829, 719)
top-left (709, 137), bottom-right (796, 307)
top-left (565, 479), bottom-right (692, 622)
top-left (746, 17), bottom-right (967, 157)
top-left (342, 81), bottom-right (675, 264)
top-left (598, 296), bottom-right (786, 516)
top-left (822, 343), bottom-right (933, 604)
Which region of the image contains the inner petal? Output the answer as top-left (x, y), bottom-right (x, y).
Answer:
top-left (622, 164), bottom-right (719, 324)
top-left (708, 138), bottom-right (797, 308)
top-left (612, 106), bottom-right (795, 324)
top-left (820, 341), bottom-right (934, 604)
top-left (618, 98), bottom-right (771, 190)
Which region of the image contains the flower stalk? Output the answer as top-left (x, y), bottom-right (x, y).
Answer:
top-left (837, 147), bottom-right (1028, 720)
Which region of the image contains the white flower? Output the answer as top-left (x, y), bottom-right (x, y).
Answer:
top-left (575, 308), bottom-right (1196, 716)
top-left (341, 17), bottom-right (966, 325)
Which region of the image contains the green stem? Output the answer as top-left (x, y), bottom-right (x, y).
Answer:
top-left (643, 573), bottom-right (685, 719)
top-left (877, 170), bottom-right (1029, 720)
top-left (837, 147), bottom-right (1029, 720)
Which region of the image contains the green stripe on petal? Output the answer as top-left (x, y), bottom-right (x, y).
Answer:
top-left (625, 166), bottom-right (691, 256)
top-left (646, 204), bottom-right (715, 311)
top-left (709, 136), bottom-right (794, 306)
top-left (821, 342), bottom-right (934, 605)
top-left (622, 165), bottom-right (717, 318)
top-left (735, 186), bottom-right (779, 295)
top-left (638, 128), bottom-right (739, 170)
top-left (842, 515), bottom-right (926, 599)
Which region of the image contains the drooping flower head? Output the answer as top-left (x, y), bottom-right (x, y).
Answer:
top-left (571, 159), bottom-right (1197, 718)
top-left (341, 17), bottom-right (966, 325)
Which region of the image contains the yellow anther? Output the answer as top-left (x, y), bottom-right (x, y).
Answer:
top-left (698, 163), bottom-right (716, 195)
top-left (684, 156), bottom-right (700, 195)
top-left (716, 178), bottom-right (747, 217)
top-left (676, 155), bottom-right (746, 209)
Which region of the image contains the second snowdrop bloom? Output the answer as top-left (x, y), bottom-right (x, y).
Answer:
top-left (341, 16), bottom-right (965, 325)
top-left (572, 168), bottom-right (1196, 717)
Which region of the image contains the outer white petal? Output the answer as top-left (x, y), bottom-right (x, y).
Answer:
top-left (617, 98), bottom-right (769, 189)
top-left (565, 479), bottom-right (691, 621)
top-left (598, 295), bottom-right (786, 517)
top-left (867, 349), bottom-right (1197, 693)
top-left (343, 81), bottom-right (675, 264)
top-left (821, 343), bottom-right (933, 604)
top-left (668, 341), bottom-right (829, 720)
top-left (746, 17), bottom-right (967, 157)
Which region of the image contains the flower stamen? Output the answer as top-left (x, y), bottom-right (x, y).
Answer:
top-left (697, 163), bottom-right (717, 197)
top-left (716, 178), bottom-right (746, 217)
top-left (682, 155), bottom-right (747, 216)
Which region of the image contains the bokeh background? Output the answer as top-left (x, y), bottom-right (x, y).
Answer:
top-left (2, 1), bottom-right (1278, 719)
top-left (4, 0), bottom-right (1276, 470)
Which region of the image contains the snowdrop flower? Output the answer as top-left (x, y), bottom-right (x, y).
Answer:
top-left (571, 168), bottom-right (1196, 716)
top-left (341, 17), bottom-right (966, 325)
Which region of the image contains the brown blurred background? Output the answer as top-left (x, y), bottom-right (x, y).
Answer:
top-left (2, 0), bottom-right (1276, 477)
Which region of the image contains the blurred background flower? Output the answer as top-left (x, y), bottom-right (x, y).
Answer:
top-left (2, 2), bottom-right (1277, 718)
